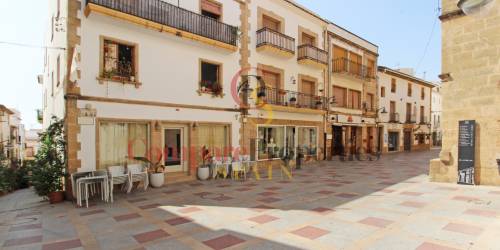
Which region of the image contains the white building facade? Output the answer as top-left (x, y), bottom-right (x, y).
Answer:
top-left (431, 85), bottom-right (442, 146)
top-left (377, 67), bottom-right (434, 153)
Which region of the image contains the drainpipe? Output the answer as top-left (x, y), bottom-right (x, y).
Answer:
top-left (323, 27), bottom-right (331, 160)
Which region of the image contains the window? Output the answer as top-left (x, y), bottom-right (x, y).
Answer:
top-left (333, 86), bottom-right (347, 107)
top-left (200, 0), bottom-right (222, 20)
top-left (381, 86), bottom-right (386, 97)
top-left (102, 39), bottom-right (136, 81)
top-left (367, 59), bottom-right (375, 78)
top-left (421, 87), bottom-right (425, 100)
top-left (366, 93), bottom-right (374, 111)
top-left (298, 127), bottom-right (317, 156)
top-left (391, 78), bottom-right (396, 93)
top-left (56, 55), bottom-right (60, 86)
top-left (407, 83), bottom-right (412, 97)
top-left (420, 106), bottom-right (425, 123)
top-left (349, 90), bottom-right (361, 109)
top-left (349, 52), bottom-right (362, 75)
top-left (301, 33), bottom-right (315, 46)
top-left (258, 126), bottom-right (285, 160)
top-left (262, 15), bottom-right (280, 31)
top-left (197, 124), bottom-right (230, 161)
top-left (333, 46), bottom-right (348, 72)
top-left (98, 122), bottom-right (149, 169)
top-left (51, 71), bottom-right (54, 96)
top-left (200, 60), bottom-right (222, 94)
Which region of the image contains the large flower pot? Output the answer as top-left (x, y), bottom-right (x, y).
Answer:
top-left (48, 191), bottom-right (64, 204)
top-left (197, 166), bottom-right (210, 181)
top-left (149, 173), bottom-right (165, 188)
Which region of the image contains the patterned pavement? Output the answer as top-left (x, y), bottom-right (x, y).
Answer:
top-left (1, 149), bottom-right (500, 250)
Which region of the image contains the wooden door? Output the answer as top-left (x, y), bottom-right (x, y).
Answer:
top-left (262, 70), bottom-right (280, 104)
top-left (262, 15), bottom-right (280, 31)
top-left (302, 33), bottom-right (315, 46)
top-left (301, 80), bottom-right (315, 108)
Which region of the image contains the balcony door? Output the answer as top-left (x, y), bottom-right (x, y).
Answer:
top-left (333, 46), bottom-right (348, 72)
top-left (349, 52), bottom-right (362, 75)
top-left (300, 80), bottom-right (315, 108)
top-left (262, 15), bottom-right (280, 32)
top-left (301, 33), bottom-right (315, 46)
top-left (390, 101), bottom-right (396, 121)
top-left (406, 103), bottom-right (412, 122)
top-left (262, 70), bottom-right (281, 105)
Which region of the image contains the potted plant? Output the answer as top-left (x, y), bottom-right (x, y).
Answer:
top-left (31, 117), bottom-right (67, 204)
top-left (134, 154), bottom-right (165, 188)
top-left (212, 82), bottom-right (223, 97)
top-left (289, 96), bottom-right (297, 106)
top-left (198, 146), bottom-right (211, 180)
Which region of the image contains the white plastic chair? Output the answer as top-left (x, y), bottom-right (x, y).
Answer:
top-left (221, 156), bottom-right (232, 179)
top-left (212, 157), bottom-right (223, 179)
top-left (107, 165), bottom-right (129, 202)
top-left (127, 164), bottom-right (149, 193)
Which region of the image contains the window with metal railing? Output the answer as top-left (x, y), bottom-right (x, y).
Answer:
top-left (256, 28), bottom-right (295, 54)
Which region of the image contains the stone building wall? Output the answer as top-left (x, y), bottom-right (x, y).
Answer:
top-left (430, 0), bottom-right (500, 185)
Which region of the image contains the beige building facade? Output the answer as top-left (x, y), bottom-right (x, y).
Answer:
top-left (378, 67), bottom-right (434, 154)
top-left (430, 0), bottom-right (500, 185)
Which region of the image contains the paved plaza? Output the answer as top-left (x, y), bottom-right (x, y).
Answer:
top-left (1, 149), bottom-right (500, 250)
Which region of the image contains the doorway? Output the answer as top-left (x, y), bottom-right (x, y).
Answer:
top-left (163, 127), bottom-right (187, 172)
top-left (388, 132), bottom-right (399, 152)
top-left (332, 126), bottom-right (343, 156)
top-left (403, 130), bottom-right (412, 152)
top-left (366, 127), bottom-right (373, 154)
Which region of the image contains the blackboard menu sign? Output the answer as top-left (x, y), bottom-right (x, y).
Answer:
top-left (458, 120), bottom-right (476, 185)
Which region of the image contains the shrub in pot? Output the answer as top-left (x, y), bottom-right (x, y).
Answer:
top-left (31, 117), bottom-right (67, 203)
top-left (134, 154), bottom-right (166, 188)
top-left (198, 146), bottom-right (211, 181)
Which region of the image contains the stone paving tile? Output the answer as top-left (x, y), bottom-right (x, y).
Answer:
top-left (415, 242), bottom-right (460, 250)
top-left (9, 223), bottom-right (42, 232)
top-left (247, 215), bottom-right (279, 224)
top-left (202, 234), bottom-right (245, 250)
top-left (133, 229), bottom-right (170, 244)
top-left (358, 217), bottom-right (394, 228)
top-left (3, 235), bottom-right (43, 247)
top-left (165, 217), bottom-right (192, 226)
top-left (442, 223), bottom-right (484, 236)
top-left (41, 239), bottom-right (82, 250)
top-left (290, 226), bottom-right (330, 240)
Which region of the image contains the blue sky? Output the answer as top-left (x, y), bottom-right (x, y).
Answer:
top-left (0, 0), bottom-right (441, 128)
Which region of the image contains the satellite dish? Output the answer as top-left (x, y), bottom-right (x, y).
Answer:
top-left (458, 0), bottom-right (495, 16)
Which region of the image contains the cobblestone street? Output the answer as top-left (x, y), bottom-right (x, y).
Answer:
top-left (1, 149), bottom-right (500, 250)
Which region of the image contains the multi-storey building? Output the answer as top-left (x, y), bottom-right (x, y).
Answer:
top-left (431, 85), bottom-right (442, 146)
top-left (0, 106), bottom-right (25, 163)
top-left (24, 129), bottom-right (42, 161)
top-left (430, 0), bottom-right (500, 186)
top-left (378, 67), bottom-right (434, 153)
top-left (327, 24), bottom-right (379, 158)
top-left (240, 0), bottom-right (329, 167)
top-left (43, 0), bottom-right (381, 192)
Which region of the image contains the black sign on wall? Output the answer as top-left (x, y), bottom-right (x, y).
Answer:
top-left (458, 120), bottom-right (476, 185)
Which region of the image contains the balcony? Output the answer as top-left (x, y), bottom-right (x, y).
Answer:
top-left (405, 114), bottom-right (417, 124)
top-left (297, 44), bottom-right (328, 69)
top-left (257, 86), bottom-right (327, 112)
top-left (332, 58), bottom-right (375, 80)
top-left (419, 116), bottom-right (428, 125)
top-left (84, 0), bottom-right (238, 51)
top-left (36, 109), bottom-right (43, 124)
top-left (256, 28), bottom-right (295, 57)
top-left (389, 113), bottom-right (400, 123)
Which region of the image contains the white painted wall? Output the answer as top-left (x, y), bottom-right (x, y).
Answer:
top-left (378, 70), bottom-right (432, 124)
top-left (42, 0), bottom-right (67, 129)
top-left (79, 0), bottom-right (241, 109)
top-left (247, 0), bottom-right (327, 94)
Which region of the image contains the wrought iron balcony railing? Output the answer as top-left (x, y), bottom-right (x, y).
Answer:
top-left (406, 114), bottom-right (417, 124)
top-left (297, 44), bottom-right (328, 65)
top-left (257, 86), bottom-right (327, 110)
top-left (256, 28), bottom-right (295, 54)
top-left (85, 0), bottom-right (238, 46)
top-left (389, 113), bottom-right (400, 123)
top-left (332, 58), bottom-right (375, 79)
top-left (419, 116), bottom-right (428, 125)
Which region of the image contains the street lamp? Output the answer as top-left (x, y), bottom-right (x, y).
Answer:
top-left (458, 0), bottom-right (493, 15)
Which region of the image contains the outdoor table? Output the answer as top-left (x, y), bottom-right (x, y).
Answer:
top-left (76, 175), bottom-right (108, 208)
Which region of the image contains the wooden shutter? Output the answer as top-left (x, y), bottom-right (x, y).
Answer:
top-left (349, 52), bottom-right (362, 75)
top-left (351, 90), bottom-right (360, 109)
top-left (390, 101), bottom-right (396, 114)
top-left (333, 86), bottom-right (346, 107)
top-left (366, 94), bottom-right (373, 110)
top-left (201, 0), bottom-right (222, 16)
top-left (262, 70), bottom-right (280, 89)
top-left (301, 80), bottom-right (315, 95)
top-left (302, 33), bottom-right (315, 46)
top-left (262, 15), bottom-right (280, 31)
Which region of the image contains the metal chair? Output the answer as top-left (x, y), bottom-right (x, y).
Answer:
top-left (231, 161), bottom-right (246, 181)
top-left (127, 164), bottom-right (149, 193)
top-left (107, 165), bottom-right (129, 203)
